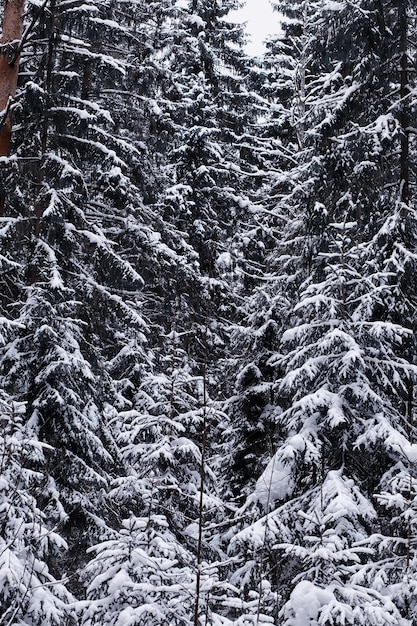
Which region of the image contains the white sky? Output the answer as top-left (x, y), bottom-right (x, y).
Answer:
top-left (232, 0), bottom-right (282, 55)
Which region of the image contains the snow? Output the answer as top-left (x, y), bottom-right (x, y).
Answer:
top-left (323, 2), bottom-right (344, 10)
top-left (50, 106), bottom-right (93, 120)
top-left (285, 581), bottom-right (334, 625)
top-left (61, 2), bottom-right (99, 15)
top-left (402, 445), bottom-right (417, 463)
top-left (374, 114), bottom-right (397, 136)
top-left (90, 18), bottom-right (128, 32)
top-left (149, 100), bottom-right (163, 116)
top-left (59, 135), bottom-right (127, 166)
top-left (69, 96), bottom-right (114, 122)
top-left (216, 251), bottom-right (233, 271)
top-left (36, 239), bottom-right (64, 289)
top-left (47, 153), bottom-right (82, 178)
top-left (188, 14), bottom-right (205, 28)
top-left (384, 439), bottom-right (417, 464)
top-left (254, 437), bottom-right (308, 507)
top-left (329, 221), bottom-right (357, 230)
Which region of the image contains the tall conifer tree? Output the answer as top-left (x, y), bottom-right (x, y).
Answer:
top-left (228, 1), bottom-right (417, 623)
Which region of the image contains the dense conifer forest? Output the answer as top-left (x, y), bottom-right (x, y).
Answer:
top-left (0, 0), bottom-right (417, 624)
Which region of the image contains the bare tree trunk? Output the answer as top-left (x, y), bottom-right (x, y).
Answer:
top-left (194, 357), bottom-right (207, 626)
top-left (0, 0), bottom-right (25, 216)
top-left (0, 0), bottom-right (25, 157)
top-left (399, 0), bottom-right (409, 206)
top-left (295, 1), bottom-right (308, 149)
top-left (33, 0), bottom-right (55, 238)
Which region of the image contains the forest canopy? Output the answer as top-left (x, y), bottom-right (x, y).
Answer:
top-left (0, 1), bottom-right (417, 625)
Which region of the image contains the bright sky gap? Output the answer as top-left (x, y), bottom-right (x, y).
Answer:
top-left (231, 0), bottom-right (282, 55)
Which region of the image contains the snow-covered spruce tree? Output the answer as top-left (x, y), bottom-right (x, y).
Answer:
top-left (276, 471), bottom-right (406, 625)
top-left (220, 0), bottom-right (309, 504)
top-left (79, 514), bottom-right (196, 626)
top-left (222, 51), bottom-right (303, 501)
top-left (227, 0), bottom-right (417, 623)
top-left (142, 6), bottom-right (296, 619)
top-left (0, 0), bottom-right (185, 591)
top-left (0, 391), bottom-right (76, 625)
top-left (80, 324), bottom-right (238, 625)
top-left (351, 1), bottom-right (417, 620)
top-left (150, 0), bottom-right (267, 342)
top-left (40, 3), bottom-right (260, 617)
top-left (0, 314), bottom-right (75, 623)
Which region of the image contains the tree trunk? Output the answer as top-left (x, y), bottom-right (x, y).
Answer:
top-left (399, 0), bottom-right (409, 206)
top-left (295, 1), bottom-right (308, 149)
top-left (194, 352), bottom-right (208, 626)
top-left (0, 0), bottom-right (25, 216)
top-left (33, 0), bottom-right (55, 238)
top-left (0, 0), bottom-right (25, 157)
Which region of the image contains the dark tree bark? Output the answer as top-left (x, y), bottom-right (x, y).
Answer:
top-left (399, 0), bottom-right (410, 206)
